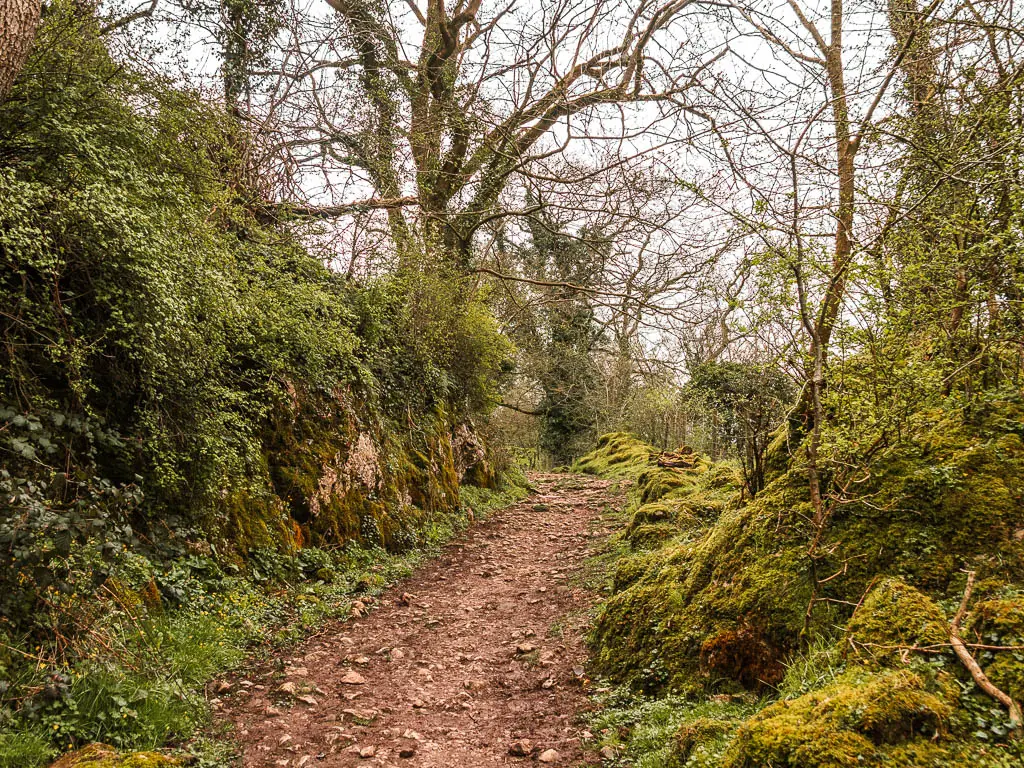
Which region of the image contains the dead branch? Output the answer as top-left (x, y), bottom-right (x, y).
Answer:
top-left (282, 196), bottom-right (419, 219)
top-left (949, 571), bottom-right (1023, 736)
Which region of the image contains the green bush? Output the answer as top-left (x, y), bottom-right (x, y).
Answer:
top-left (0, 6), bottom-right (521, 763)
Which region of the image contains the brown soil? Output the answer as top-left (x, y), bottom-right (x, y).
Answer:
top-left (217, 472), bottom-right (620, 768)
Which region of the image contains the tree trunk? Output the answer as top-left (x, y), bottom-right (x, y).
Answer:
top-left (0, 0), bottom-right (40, 99)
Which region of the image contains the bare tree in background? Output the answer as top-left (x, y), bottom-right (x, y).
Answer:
top-left (260, 0), bottom-right (723, 266)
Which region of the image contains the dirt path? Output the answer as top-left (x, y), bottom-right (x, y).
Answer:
top-left (218, 472), bottom-right (619, 768)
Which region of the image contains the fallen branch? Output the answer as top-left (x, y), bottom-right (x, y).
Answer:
top-left (498, 402), bottom-right (544, 416)
top-left (656, 449), bottom-right (696, 468)
top-left (949, 571), bottom-right (1022, 736)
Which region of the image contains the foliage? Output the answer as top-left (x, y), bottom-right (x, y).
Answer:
top-left (682, 361), bottom-right (793, 496)
top-left (0, 6), bottom-right (522, 764)
top-left (497, 212), bottom-right (607, 464)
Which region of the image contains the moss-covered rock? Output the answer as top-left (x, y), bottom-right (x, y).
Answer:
top-left (826, 408), bottom-right (1024, 598)
top-left (586, 402), bottom-right (1024, 695)
top-left (844, 579), bottom-right (950, 663)
top-left (573, 432), bottom-right (656, 477)
top-left (50, 744), bottom-right (178, 768)
top-left (722, 669), bottom-right (951, 768)
top-left (583, 408), bottom-right (1024, 765)
top-left (590, 468), bottom-right (811, 693)
top-left (213, 388), bottom-right (476, 562)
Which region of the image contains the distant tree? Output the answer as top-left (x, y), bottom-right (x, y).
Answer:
top-left (261, 0), bottom-right (721, 266)
top-left (525, 214), bottom-right (606, 464)
top-left (180, 0), bottom-right (284, 112)
top-left (683, 361), bottom-right (792, 497)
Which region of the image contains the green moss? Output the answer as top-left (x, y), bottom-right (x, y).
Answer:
top-left (49, 744), bottom-right (178, 768)
top-left (585, 406), bottom-right (1024, 764)
top-left (612, 548), bottom-right (673, 592)
top-left (722, 669), bottom-right (951, 768)
top-left (573, 432), bottom-right (656, 477)
top-left (762, 419), bottom-right (796, 481)
top-left (589, 403), bottom-right (1024, 696)
top-left (844, 579), bottom-right (950, 663)
top-left (827, 408), bottom-right (1024, 597)
top-left (628, 522), bottom-right (683, 550)
top-left (636, 466), bottom-right (696, 504)
top-left (220, 489), bottom-right (297, 554)
top-left (592, 469), bottom-right (812, 693)
top-left (967, 597), bottom-right (1024, 701)
top-left (588, 689), bottom-right (756, 768)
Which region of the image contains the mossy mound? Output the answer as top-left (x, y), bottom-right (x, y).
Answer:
top-left (621, 460), bottom-right (740, 548)
top-left (50, 744), bottom-right (178, 768)
top-left (573, 432), bottom-right (656, 477)
top-left (825, 406), bottom-right (1024, 597)
top-left (844, 579), bottom-right (950, 663)
top-left (591, 468), bottom-right (811, 693)
top-left (635, 465), bottom-right (698, 504)
top-left (721, 669), bottom-right (952, 767)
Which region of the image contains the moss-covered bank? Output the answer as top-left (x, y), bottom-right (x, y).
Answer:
top-left (578, 404), bottom-right (1024, 767)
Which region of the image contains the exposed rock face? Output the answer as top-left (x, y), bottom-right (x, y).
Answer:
top-left (452, 421), bottom-right (486, 478)
top-left (227, 386), bottom-right (484, 557)
top-left (344, 433), bottom-right (382, 491)
top-left (310, 433), bottom-right (382, 518)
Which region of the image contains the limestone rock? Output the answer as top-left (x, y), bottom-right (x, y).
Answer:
top-left (340, 670), bottom-right (366, 685)
top-left (507, 740), bottom-right (532, 757)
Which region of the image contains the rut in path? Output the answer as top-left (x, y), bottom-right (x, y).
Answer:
top-left (218, 472), bottom-right (621, 767)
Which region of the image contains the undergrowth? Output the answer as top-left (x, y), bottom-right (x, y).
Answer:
top-left (578, 425), bottom-right (1024, 768)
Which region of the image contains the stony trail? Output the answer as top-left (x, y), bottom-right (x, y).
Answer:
top-left (218, 473), bottom-right (621, 768)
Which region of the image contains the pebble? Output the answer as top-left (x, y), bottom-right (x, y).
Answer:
top-left (508, 740), bottom-right (532, 757)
